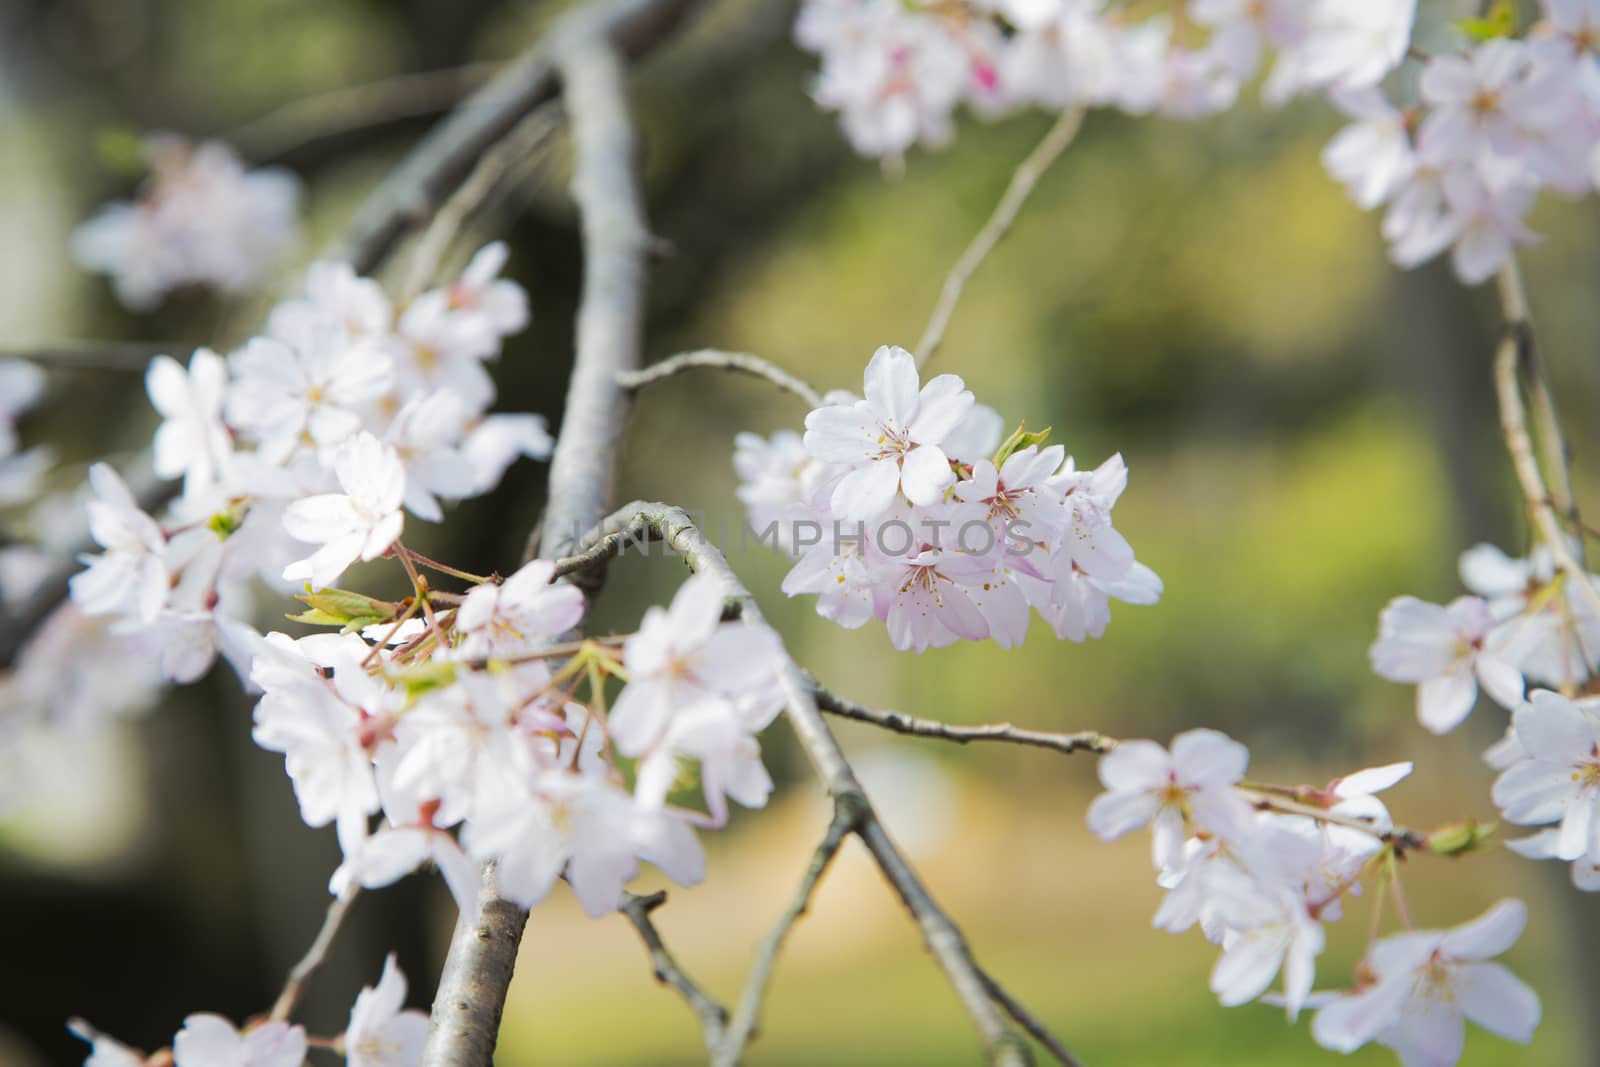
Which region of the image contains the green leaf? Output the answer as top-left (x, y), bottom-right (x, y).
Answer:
top-left (394, 661), bottom-right (458, 698)
top-left (991, 422), bottom-right (1054, 469)
top-left (1428, 819), bottom-right (1497, 856)
top-left (289, 587), bottom-right (399, 634)
top-left (1457, 0), bottom-right (1516, 40)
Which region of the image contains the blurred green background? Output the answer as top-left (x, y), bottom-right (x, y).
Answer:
top-left (2, 0), bottom-right (1598, 1064)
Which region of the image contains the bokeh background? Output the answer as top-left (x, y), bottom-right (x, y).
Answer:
top-left (3, 0), bottom-right (1599, 1064)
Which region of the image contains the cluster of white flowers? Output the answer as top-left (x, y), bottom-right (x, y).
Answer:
top-left (733, 344), bottom-right (1160, 652)
top-left (71, 134), bottom-right (301, 310)
top-left (259, 567), bottom-right (783, 917)
top-left (793, 0), bottom-right (1415, 162)
top-left (1325, 5), bottom-right (1600, 283)
top-left (59, 243), bottom-right (549, 690)
top-left (797, 0), bottom-right (1600, 286)
top-left (73, 954), bottom-right (426, 1067)
top-left (1087, 728), bottom-right (1540, 1065)
top-left (1370, 541), bottom-right (1598, 734)
top-left (1492, 690), bottom-right (1600, 890)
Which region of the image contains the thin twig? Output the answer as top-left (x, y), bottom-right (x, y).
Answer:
top-left (422, 8), bottom-right (691, 1061)
top-left (1492, 262), bottom-right (1600, 622)
top-left (1497, 257), bottom-right (1585, 563)
top-left (0, 341), bottom-right (176, 372)
top-left (400, 105), bottom-right (563, 300)
top-left (977, 968), bottom-right (1084, 1067)
top-left (570, 501), bottom-right (1051, 1067)
top-left (334, 0), bottom-right (702, 275)
top-left (619, 891), bottom-right (729, 1051)
top-left (269, 891), bottom-right (358, 1023)
top-left (715, 799), bottom-right (860, 1065)
top-left (914, 108), bottom-right (1086, 368)
top-left (1238, 790), bottom-right (1429, 856)
top-left (231, 63), bottom-right (499, 164)
top-left (619, 349), bottom-right (823, 407)
top-left (811, 681), bottom-right (1114, 757)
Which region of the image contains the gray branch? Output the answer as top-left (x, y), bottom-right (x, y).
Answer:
top-left (422, 13), bottom-right (680, 1064)
top-left (620, 891), bottom-right (729, 1050)
top-left (715, 798), bottom-right (858, 1065)
top-left (810, 681), bottom-right (1113, 757)
top-left (619, 349), bottom-right (823, 407)
top-left (268, 890), bottom-right (359, 1023)
top-left (334, 0), bottom-right (701, 276)
top-left (567, 501), bottom-right (1075, 1067)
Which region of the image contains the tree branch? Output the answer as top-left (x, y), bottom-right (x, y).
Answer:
top-left (810, 680), bottom-right (1114, 757)
top-left (268, 890), bottom-right (359, 1023)
top-left (1492, 260), bottom-right (1600, 622)
top-left (334, 0), bottom-right (702, 276)
top-left (715, 798), bottom-right (859, 1065)
top-left (230, 63), bottom-right (499, 165)
top-left (422, 12), bottom-right (680, 1062)
top-left (619, 891), bottom-right (728, 1051)
top-left (0, 341), bottom-right (174, 372)
top-left (977, 967), bottom-right (1084, 1067)
top-left (401, 104), bottom-right (563, 299)
top-left (914, 108), bottom-right (1085, 369)
top-left (569, 501), bottom-right (1064, 1067)
top-left (619, 349), bottom-right (823, 407)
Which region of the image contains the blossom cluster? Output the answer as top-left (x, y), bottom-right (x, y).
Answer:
top-left (1365, 541), bottom-right (1600, 736)
top-left (73, 954), bottom-right (426, 1067)
top-left (1324, 6), bottom-right (1600, 284)
top-left (733, 344), bottom-right (1160, 651)
top-left (796, 0), bottom-right (1600, 286)
top-left (72, 134), bottom-right (300, 310)
top-left (59, 243), bottom-right (548, 691)
top-left (793, 0), bottom-right (1414, 162)
top-left (256, 567), bottom-right (784, 918)
top-left (1087, 728), bottom-right (1540, 1065)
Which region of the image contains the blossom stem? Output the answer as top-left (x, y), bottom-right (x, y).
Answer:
top-left (1238, 788), bottom-right (1429, 855)
top-left (914, 106), bottom-right (1086, 368)
top-left (1386, 852), bottom-right (1415, 930)
top-left (362, 596), bottom-right (423, 669)
top-left (1367, 855), bottom-right (1389, 948)
top-left (393, 544), bottom-right (493, 586)
top-left (269, 891), bottom-right (360, 1022)
top-left (1492, 259), bottom-right (1600, 624)
top-left (617, 349), bottom-right (823, 407)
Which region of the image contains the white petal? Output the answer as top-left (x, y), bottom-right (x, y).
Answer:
top-left (1455, 961), bottom-right (1540, 1043)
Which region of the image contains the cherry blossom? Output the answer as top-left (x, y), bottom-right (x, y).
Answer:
top-left (802, 345), bottom-right (973, 520)
top-left (171, 1014), bottom-right (306, 1067)
top-left (68, 1021), bottom-right (146, 1067)
top-left (1086, 728), bottom-right (1252, 868)
top-left (453, 559), bottom-right (586, 661)
top-left (1492, 690), bottom-right (1600, 865)
top-left (345, 955), bottom-right (429, 1067)
top-left (226, 327), bottom-right (394, 466)
top-left (610, 572), bottom-right (785, 754)
top-left (1322, 88), bottom-right (1416, 210)
top-left (71, 135), bottom-right (299, 311)
top-left (282, 433), bottom-right (406, 590)
top-left (1310, 900), bottom-right (1539, 1063)
top-left (68, 464), bottom-right (169, 624)
top-left (1369, 594), bottom-right (1524, 734)
top-left (147, 349), bottom-right (232, 500)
